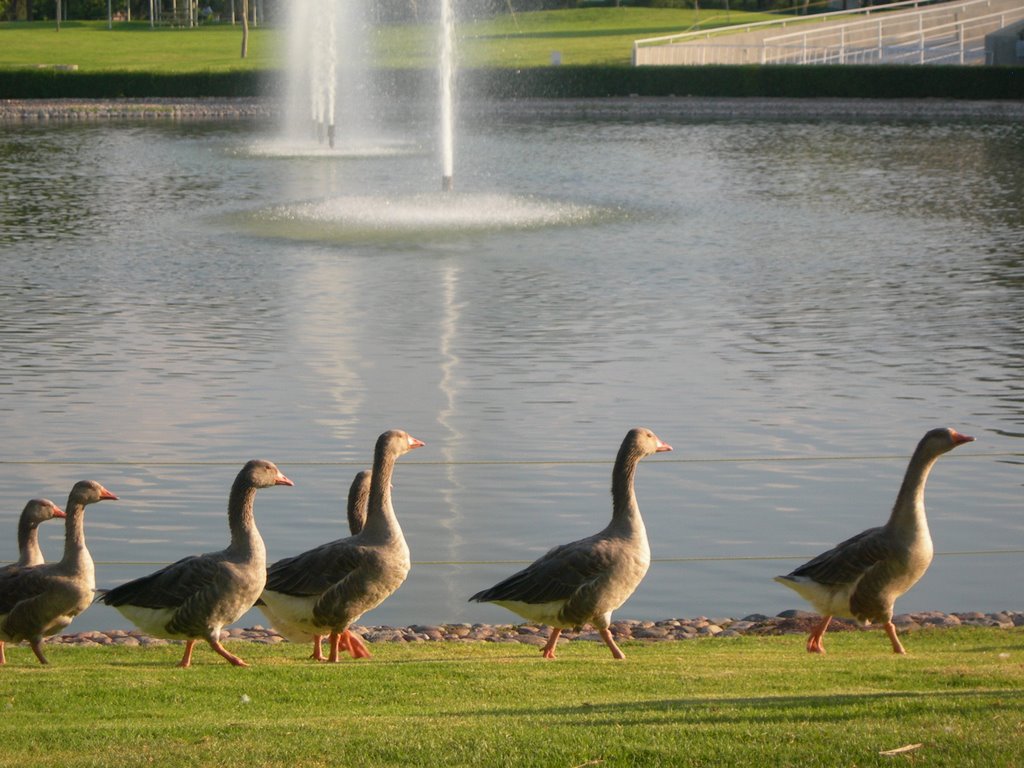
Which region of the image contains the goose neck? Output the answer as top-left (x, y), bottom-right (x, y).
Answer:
top-left (887, 446), bottom-right (940, 533)
top-left (59, 501), bottom-right (90, 569)
top-left (363, 446), bottom-right (401, 539)
top-left (17, 520), bottom-right (43, 567)
top-left (227, 480), bottom-right (262, 555)
top-left (610, 445), bottom-right (643, 531)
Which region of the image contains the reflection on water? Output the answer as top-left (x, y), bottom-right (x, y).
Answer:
top-left (0, 102), bottom-right (1021, 634)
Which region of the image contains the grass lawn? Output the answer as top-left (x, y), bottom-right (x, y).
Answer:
top-left (1, 627), bottom-right (1022, 767)
top-left (0, 9), bottom-right (780, 73)
top-left (0, 21), bottom-right (278, 72)
top-left (381, 7), bottom-right (778, 68)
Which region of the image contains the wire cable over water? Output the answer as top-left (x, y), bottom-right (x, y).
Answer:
top-left (0, 452), bottom-right (1019, 467)
top-left (22, 550), bottom-right (1021, 569)
top-left (3, 452), bottom-right (1018, 569)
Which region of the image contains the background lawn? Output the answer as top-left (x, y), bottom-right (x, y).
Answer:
top-left (382, 7), bottom-right (778, 67)
top-left (0, 21), bottom-right (278, 72)
top-left (0, 9), bottom-right (779, 73)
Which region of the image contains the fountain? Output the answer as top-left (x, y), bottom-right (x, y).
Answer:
top-left (239, 0), bottom-right (609, 242)
top-left (279, 0), bottom-right (385, 155)
top-left (439, 0), bottom-right (455, 191)
top-left (279, 0), bottom-right (454, 174)
top-left (309, 4), bottom-right (336, 148)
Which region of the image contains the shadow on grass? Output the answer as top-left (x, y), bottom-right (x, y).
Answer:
top-left (453, 688), bottom-right (1024, 726)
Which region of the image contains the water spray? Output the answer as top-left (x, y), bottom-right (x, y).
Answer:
top-left (439, 0), bottom-right (455, 192)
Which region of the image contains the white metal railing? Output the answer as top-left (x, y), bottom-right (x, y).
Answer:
top-left (760, 7), bottom-right (1024, 64)
top-left (635, 0), bottom-right (939, 48)
top-left (633, 0), bottom-right (1024, 66)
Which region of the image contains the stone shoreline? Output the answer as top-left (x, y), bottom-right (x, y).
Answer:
top-left (43, 610), bottom-right (1024, 649)
top-left (0, 97), bottom-right (273, 121)
top-left (4, 97), bottom-right (1024, 123)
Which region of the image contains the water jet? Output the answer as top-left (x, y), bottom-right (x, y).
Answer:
top-left (439, 0), bottom-right (456, 191)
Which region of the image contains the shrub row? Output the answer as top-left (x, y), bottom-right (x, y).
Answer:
top-left (2, 65), bottom-right (1022, 101)
top-left (0, 69), bottom-right (265, 99)
top-left (453, 65), bottom-right (1024, 100)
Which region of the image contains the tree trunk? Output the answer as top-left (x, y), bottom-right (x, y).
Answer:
top-left (240, 0), bottom-right (249, 58)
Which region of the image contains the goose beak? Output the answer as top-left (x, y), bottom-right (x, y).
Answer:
top-left (100, 488), bottom-right (119, 501)
top-left (951, 431), bottom-right (975, 445)
top-left (656, 440), bottom-right (673, 453)
top-left (408, 435), bottom-right (425, 449)
top-left (275, 472), bottom-right (295, 487)
top-left (52, 505), bottom-right (67, 518)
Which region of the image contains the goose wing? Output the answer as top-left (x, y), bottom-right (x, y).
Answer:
top-left (785, 526), bottom-right (892, 587)
top-left (265, 538), bottom-right (366, 598)
top-left (99, 553), bottom-right (229, 610)
top-left (0, 566), bottom-right (67, 639)
top-left (0, 566), bottom-right (48, 615)
top-left (470, 534), bottom-right (614, 606)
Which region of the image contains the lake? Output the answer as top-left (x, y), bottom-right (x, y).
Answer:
top-left (1, 98), bottom-right (1021, 635)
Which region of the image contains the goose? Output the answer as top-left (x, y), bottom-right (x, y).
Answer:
top-left (775, 427), bottom-right (975, 654)
top-left (469, 427), bottom-right (672, 660)
top-left (0, 481), bottom-right (118, 665)
top-left (258, 430), bottom-right (423, 663)
top-left (3, 499), bottom-right (66, 573)
top-left (259, 469), bottom-right (373, 661)
top-left (98, 460), bottom-right (293, 668)
top-left (0, 499), bottom-right (65, 664)
top-left (346, 469), bottom-right (372, 536)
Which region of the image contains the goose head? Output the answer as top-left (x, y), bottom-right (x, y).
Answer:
top-left (378, 430), bottom-right (426, 459)
top-left (23, 498), bottom-right (65, 524)
top-left (625, 427), bottom-right (673, 458)
top-left (69, 480), bottom-right (119, 506)
top-left (919, 427), bottom-right (975, 458)
top-left (241, 459), bottom-right (295, 489)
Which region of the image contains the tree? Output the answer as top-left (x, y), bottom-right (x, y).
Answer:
top-left (240, 0), bottom-right (248, 58)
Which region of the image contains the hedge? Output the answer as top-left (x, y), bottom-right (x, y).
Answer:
top-left (454, 65), bottom-right (1024, 99)
top-left (2, 65), bottom-right (1022, 100)
top-left (0, 69), bottom-right (266, 99)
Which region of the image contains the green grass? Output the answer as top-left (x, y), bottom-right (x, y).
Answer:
top-left (0, 21), bottom-right (279, 72)
top-left (0, 10), bottom-right (780, 74)
top-left (2, 627), bottom-right (1022, 767)
top-left (380, 8), bottom-right (778, 67)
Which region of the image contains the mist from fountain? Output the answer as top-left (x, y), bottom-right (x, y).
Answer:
top-left (280, 0), bottom-right (381, 154)
top-left (239, 0), bottom-right (603, 242)
top-left (439, 0), bottom-right (455, 191)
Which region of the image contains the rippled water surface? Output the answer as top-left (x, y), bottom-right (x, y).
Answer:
top-left (1, 100), bottom-right (1021, 634)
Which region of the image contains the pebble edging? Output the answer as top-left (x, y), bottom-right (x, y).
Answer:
top-left (5, 98), bottom-right (1024, 124)
top-left (0, 97), bottom-right (273, 122)
top-left (42, 610), bottom-right (1024, 649)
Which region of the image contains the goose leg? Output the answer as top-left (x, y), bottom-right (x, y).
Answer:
top-left (806, 616), bottom-right (831, 654)
top-left (0, 641), bottom-right (5, 665)
top-left (342, 630), bottom-right (372, 659)
top-left (310, 634), bottom-right (326, 661)
top-left (178, 639), bottom-right (197, 668)
top-left (29, 639), bottom-right (49, 665)
top-left (208, 638), bottom-right (249, 667)
top-left (599, 628), bottom-right (626, 660)
top-left (325, 630), bottom-right (371, 662)
top-left (327, 631), bottom-right (342, 663)
top-left (883, 621), bottom-right (906, 655)
top-left (541, 628), bottom-right (562, 659)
